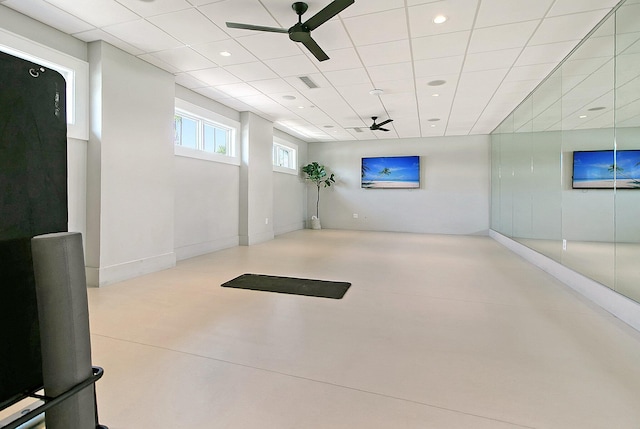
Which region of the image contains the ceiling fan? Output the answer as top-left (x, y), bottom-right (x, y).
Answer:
top-left (369, 116), bottom-right (394, 132)
top-left (225, 0), bottom-right (355, 62)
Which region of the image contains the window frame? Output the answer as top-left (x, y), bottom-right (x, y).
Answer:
top-left (1, 28), bottom-right (89, 140)
top-left (272, 138), bottom-right (298, 175)
top-left (174, 99), bottom-right (240, 166)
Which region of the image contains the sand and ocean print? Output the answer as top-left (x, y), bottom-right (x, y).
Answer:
top-left (573, 150), bottom-right (640, 189)
top-left (361, 155), bottom-right (420, 189)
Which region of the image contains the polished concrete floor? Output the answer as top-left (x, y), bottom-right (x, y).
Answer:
top-left (86, 230), bottom-right (640, 428)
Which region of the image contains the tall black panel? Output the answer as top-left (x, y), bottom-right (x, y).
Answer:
top-left (0, 50), bottom-right (68, 409)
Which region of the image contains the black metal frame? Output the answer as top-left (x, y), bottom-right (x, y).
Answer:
top-left (1, 366), bottom-right (107, 429)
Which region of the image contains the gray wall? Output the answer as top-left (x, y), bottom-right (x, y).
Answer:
top-left (307, 135), bottom-right (491, 235)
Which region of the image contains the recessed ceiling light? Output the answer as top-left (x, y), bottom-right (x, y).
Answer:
top-left (430, 124), bottom-right (437, 128)
top-left (282, 95), bottom-right (296, 100)
top-left (433, 15), bottom-right (447, 24)
top-left (369, 88), bottom-right (384, 96)
top-left (297, 106), bottom-right (305, 109)
top-left (219, 51), bottom-right (232, 57)
top-left (579, 115), bottom-right (587, 119)
top-left (428, 80), bottom-right (446, 86)
top-left (432, 93), bottom-right (440, 97)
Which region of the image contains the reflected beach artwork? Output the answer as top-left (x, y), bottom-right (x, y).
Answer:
top-left (572, 150), bottom-right (640, 189)
top-left (361, 156), bottom-right (420, 189)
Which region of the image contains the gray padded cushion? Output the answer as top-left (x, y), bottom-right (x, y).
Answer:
top-left (31, 232), bottom-right (95, 429)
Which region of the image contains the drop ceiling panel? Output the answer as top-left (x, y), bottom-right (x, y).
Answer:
top-left (188, 67), bottom-right (243, 86)
top-left (248, 78), bottom-right (295, 94)
top-left (235, 32), bottom-right (303, 60)
top-left (515, 41), bottom-right (577, 66)
top-left (103, 19), bottom-right (182, 52)
top-left (413, 56), bottom-right (464, 78)
top-left (191, 39), bottom-right (256, 65)
top-left (263, 55), bottom-right (320, 78)
top-left (412, 32), bottom-right (471, 61)
top-left (358, 39), bottom-right (412, 67)
top-left (344, 9), bottom-right (408, 46)
top-left (529, 10), bottom-right (613, 45)
top-left (224, 61), bottom-right (279, 81)
top-left (368, 62), bottom-right (414, 85)
top-left (198, 0), bottom-right (279, 37)
top-left (114, 0), bottom-right (191, 17)
top-left (475, 0), bottom-right (554, 28)
top-left (3, 0), bottom-right (95, 34)
top-left (149, 46), bottom-right (216, 72)
top-left (175, 72), bottom-right (209, 89)
top-left (215, 82), bottom-right (262, 98)
top-left (408, 0), bottom-right (477, 37)
top-left (44, 0), bottom-right (139, 27)
top-left (547, 0), bottom-right (621, 16)
top-left (463, 48), bottom-right (521, 72)
top-left (340, 0), bottom-right (405, 18)
top-left (314, 48), bottom-right (363, 72)
top-left (468, 20), bottom-right (539, 53)
top-left (323, 68), bottom-right (372, 87)
top-left (73, 28), bottom-right (144, 55)
top-left (147, 9), bottom-right (228, 45)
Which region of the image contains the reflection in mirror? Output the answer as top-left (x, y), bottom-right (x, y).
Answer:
top-left (490, 1), bottom-right (640, 300)
top-left (560, 14), bottom-right (616, 288)
top-left (615, 1), bottom-right (640, 302)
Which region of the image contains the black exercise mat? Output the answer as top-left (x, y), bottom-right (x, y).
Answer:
top-left (221, 274), bottom-right (350, 299)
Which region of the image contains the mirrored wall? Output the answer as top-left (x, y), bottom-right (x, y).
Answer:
top-left (491, 0), bottom-right (640, 303)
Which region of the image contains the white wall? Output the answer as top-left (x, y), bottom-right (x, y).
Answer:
top-left (239, 112), bottom-right (275, 245)
top-left (308, 135), bottom-right (490, 235)
top-left (273, 129), bottom-right (308, 235)
top-left (86, 41), bottom-right (176, 286)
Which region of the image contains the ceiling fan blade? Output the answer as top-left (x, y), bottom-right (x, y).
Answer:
top-left (297, 33), bottom-right (330, 61)
top-left (303, 0), bottom-right (355, 31)
top-left (379, 128), bottom-right (390, 132)
top-left (226, 22), bottom-right (288, 33)
top-left (377, 119), bottom-right (393, 127)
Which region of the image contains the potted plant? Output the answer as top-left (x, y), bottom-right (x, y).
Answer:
top-left (302, 161), bottom-right (335, 229)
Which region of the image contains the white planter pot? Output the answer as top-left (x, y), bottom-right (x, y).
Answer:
top-left (310, 217), bottom-right (321, 230)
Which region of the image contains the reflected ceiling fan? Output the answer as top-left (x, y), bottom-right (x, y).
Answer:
top-left (225, 0), bottom-right (355, 62)
top-left (369, 116), bottom-right (393, 131)
top-left (346, 117), bottom-right (394, 133)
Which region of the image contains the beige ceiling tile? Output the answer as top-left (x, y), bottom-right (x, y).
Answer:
top-left (412, 32), bottom-right (470, 60)
top-left (468, 21), bottom-right (539, 53)
top-left (191, 39), bottom-right (257, 65)
top-left (475, 0), bottom-right (554, 28)
top-left (367, 62), bottom-right (412, 83)
top-left (548, 0), bottom-right (620, 16)
top-left (114, 0), bottom-right (192, 17)
top-left (530, 11), bottom-right (612, 45)
top-left (188, 67), bottom-right (243, 86)
top-left (45, 0), bottom-right (139, 27)
top-left (515, 41), bottom-right (577, 66)
top-left (235, 32), bottom-right (303, 60)
top-left (149, 46), bottom-right (216, 72)
top-left (463, 48), bottom-right (521, 72)
top-left (3, 0), bottom-right (94, 34)
top-left (314, 48), bottom-right (363, 72)
top-left (248, 78), bottom-right (295, 94)
top-left (414, 56), bottom-right (464, 78)
top-left (103, 19), bottom-right (182, 52)
top-left (214, 82), bottom-right (262, 98)
top-left (225, 61), bottom-right (279, 81)
top-left (358, 39), bottom-right (411, 66)
top-left (263, 55), bottom-right (320, 78)
top-left (147, 9), bottom-right (228, 45)
top-left (408, 0), bottom-right (477, 38)
top-left (323, 68), bottom-right (372, 87)
top-left (344, 8), bottom-right (408, 46)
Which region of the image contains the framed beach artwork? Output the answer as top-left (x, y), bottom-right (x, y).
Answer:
top-left (572, 150), bottom-right (640, 189)
top-left (361, 155), bottom-right (420, 189)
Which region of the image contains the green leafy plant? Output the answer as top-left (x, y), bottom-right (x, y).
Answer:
top-left (302, 162), bottom-right (335, 219)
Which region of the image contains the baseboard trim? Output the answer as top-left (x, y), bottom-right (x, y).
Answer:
top-left (174, 236), bottom-right (239, 261)
top-left (86, 251), bottom-right (176, 287)
top-left (490, 230), bottom-right (640, 332)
